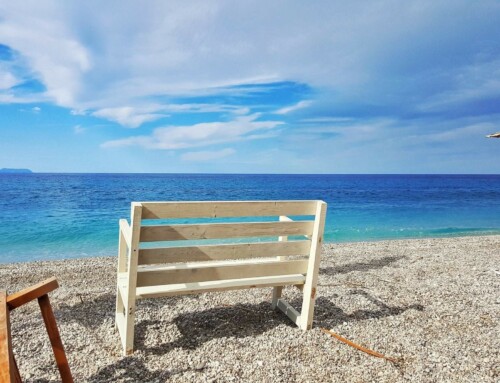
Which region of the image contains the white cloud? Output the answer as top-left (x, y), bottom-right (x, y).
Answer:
top-left (70, 109), bottom-right (86, 116)
top-left (102, 113), bottom-right (282, 149)
top-left (73, 124), bottom-right (85, 134)
top-left (91, 103), bottom-right (251, 127)
top-left (0, 71), bottom-right (19, 90)
top-left (0, 2), bottom-right (91, 106)
top-left (275, 100), bottom-right (312, 115)
top-left (0, 93), bottom-right (47, 104)
top-left (92, 107), bottom-right (166, 128)
top-left (181, 148), bottom-right (235, 162)
top-left (32, 106), bottom-right (41, 113)
top-left (2, 1), bottom-right (496, 119)
top-left (300, 117), bottom-right (354, 124)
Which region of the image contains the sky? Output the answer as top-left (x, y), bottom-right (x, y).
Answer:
top-left (0, 1), bottom-right (499, 174)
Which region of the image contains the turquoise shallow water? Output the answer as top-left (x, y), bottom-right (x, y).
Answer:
top-left (0, 173), bottom-right (499, 263)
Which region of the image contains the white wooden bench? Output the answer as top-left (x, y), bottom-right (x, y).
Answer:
top-left (115, 200), bottom-right (327, 355)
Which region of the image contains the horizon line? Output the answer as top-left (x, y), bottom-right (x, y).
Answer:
top-left (1, 171), bottom-right (499, 176)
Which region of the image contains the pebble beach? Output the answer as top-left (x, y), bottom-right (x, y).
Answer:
top-left (1, 235), bottom-right (499, 382)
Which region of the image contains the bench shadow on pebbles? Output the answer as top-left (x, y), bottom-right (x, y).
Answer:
top-left (86, 302), bottom-right (292, 381)
top-left (85, 296), bottom-right (424, 381)
top-left (313, 294), bottom-right (424, 329)
top-left (57, 294), bottom-right (184, 329)
top-left (320, 255), bottom-right (405, 275)
top-left (134, 301), bottom-right (294, 355)
top-left (57, 254), bottom-right (422, 381)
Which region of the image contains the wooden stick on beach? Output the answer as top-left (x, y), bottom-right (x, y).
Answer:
top-left (321, 328), bottom-right (399, 363)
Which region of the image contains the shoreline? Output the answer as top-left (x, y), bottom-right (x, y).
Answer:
top-left (3, 232), bottom-right (500, 265)
top-left (1, 235), bottom-right (499, 382)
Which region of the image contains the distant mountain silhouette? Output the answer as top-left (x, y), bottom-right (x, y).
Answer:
top-left (0, 168), bottom-right (33, 174)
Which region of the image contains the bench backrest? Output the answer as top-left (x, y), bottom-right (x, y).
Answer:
top-left (122, 200), bottom-right (327, 288)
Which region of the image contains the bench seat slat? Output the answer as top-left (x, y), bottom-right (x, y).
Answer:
top-left (138, 240), bottom-right (311, 265)
top-left (134, 274), bottom-right (307, 299)
top-left (136, 259), bottom-right (309, 286)
top-left (140, 221), bottom-right (314, 242)
top-left (141, 200), bottom-right (318, 219)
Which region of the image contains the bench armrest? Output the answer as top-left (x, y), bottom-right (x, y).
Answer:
top-left (6, 277), bottom-right (59, 310)
top-left (119, 219), bottom-right (132, 248)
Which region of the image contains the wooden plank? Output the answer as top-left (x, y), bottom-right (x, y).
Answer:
top-left (119, 219), bottom-right (131, 248)
top-left (276, 298), bottom-right (301, 326)
top-left (116, 275), bottom-right (128, 308)
top-left (279, 215), bottom-right (311, 240)
top-left (138, 257), bottom-right (291, 271)
top-left (38, 294), bottom-right (74, 383)
top-left (273, 216), bottom-right (290, 308)
top-left (138, 240), bottom-right (311, 265)
top-left (136, 259), bottom-right (309, 287)
top-left (115, 273), bottom-right (128, 351)
top-left (141, 200), bottom-right (318, 219)
top-left (0, 290), bottom-right (16, 383)
top-left (135, 274), bottom-right (306, 299)
top-left (271, 286), bottom-right (283, 309)
top-left (115, 311), bottom-right (127, 352)
top-left (140, 221), bottom-right (314, 242)
top-left (300, 201), bottom-right (327, 330)
top-left (6, 277), bottom-right (59, 310)
top-left (115, 220), bottom-right (129, 334)
top-left (122, 203), bottom-right (143, 355)
top-left (278, 215), bottom-right (291, 242)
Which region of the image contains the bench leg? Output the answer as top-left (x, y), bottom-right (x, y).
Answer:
top-left (115, 284), bottom-right (136, 356)
top-left (271, 286), bottom-right (283, 309)
top-left (123, 295), bottom-right (137, 356)
top-left (299, 282), bottom-right (317, 330)
top-left (115, 284), bottom-right (125, 332)
top-left (115, 284), bottom-right (126, 349)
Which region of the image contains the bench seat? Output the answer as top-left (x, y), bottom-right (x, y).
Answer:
top-left (118, 273), bottom-right (306, 299)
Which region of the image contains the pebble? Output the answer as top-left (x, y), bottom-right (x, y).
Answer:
top-left (1, 235), bottom-right (499, 382)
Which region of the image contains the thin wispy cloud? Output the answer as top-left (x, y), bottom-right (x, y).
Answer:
top-left (73, 124), bottom-right (85, 134)
top-left (275, 100), bottom-right (312, 115)
top-left (102, 113), bottom-right (283, 150)
top-left (92, 107), bottom-right (167, 128)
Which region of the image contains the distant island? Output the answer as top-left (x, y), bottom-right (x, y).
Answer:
top-left (0, 168), bottom-right (33, 174)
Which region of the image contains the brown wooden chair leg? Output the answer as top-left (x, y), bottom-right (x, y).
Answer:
top-left (1, 291), bottom-right (21, 383)
top-left (11, 356), bottom-right (22, 383)
top-left (37, 294), bottom-right (74, 383)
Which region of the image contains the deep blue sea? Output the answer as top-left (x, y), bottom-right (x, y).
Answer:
top-left (1, 174), bottom-right (499, 263)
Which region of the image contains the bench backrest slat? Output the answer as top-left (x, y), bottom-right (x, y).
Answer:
top-left (138, 240), bottom-right (311, 265)
top-left (140, 220), bottom-right (314, 242)
top-left (140, 200), bottom-right (318, 219)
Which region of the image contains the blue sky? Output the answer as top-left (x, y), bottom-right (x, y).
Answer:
top-left (0, 1), bottom-right (499, 173)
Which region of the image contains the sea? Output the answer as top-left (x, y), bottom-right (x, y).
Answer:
top-left (0, 173), bottom-right (499, 263)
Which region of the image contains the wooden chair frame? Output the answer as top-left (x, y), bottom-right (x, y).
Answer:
top-left (0, 278), bottom-right (73, 383)
top-left (115, 200), bottom-right (327, 355)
